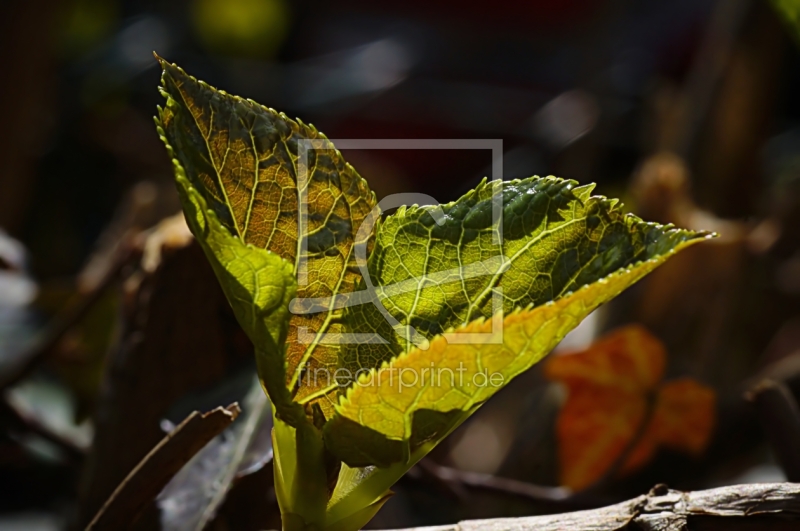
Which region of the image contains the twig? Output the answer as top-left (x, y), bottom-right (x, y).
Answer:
top-left (417, 390), bottom-right (657, 505)
top-left (746, 379), bottom-right (800, 482)
top-left (385, 483), bottom-right (800, 531)
top-left (0, 241), bottom-right (138, 392)
top-left (0, 395), bottom-right (86, 463)
top-left (86, 403), bottom-right (241, 531)
top-left (416, 460), bottom-right (571, 503)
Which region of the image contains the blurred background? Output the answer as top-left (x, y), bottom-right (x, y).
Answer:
top-left (2, 0), bottom-right (800, 529)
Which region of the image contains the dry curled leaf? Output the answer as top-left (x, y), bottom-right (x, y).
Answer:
top-left (545, 325), bottom-right (716, 490)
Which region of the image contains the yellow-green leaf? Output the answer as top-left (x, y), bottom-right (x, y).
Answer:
top-left (155, 58), bottom-right (378, 418)
top-left (155, 120), bottom-right (299, 418)
top-left (325, 208), bottom-right (711, 467)
top-left (340, 177), bottom-right (705, 380)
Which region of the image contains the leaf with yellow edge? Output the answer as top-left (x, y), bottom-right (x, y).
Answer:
top-left (338, 176), bottom-right (707, 395)
top-left (324, 232), bottom-right (710, 469)
top-left (154, 124), bottom-right (299, 418)
top-left (155, 58), bottom-right (378, 419)
top-left (153, 57), bottom-right (717, 531)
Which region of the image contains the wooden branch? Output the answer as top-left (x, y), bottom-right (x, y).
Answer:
top-left (385, 483), bottom-right (800, 531)
top-left (86, 403), bottom-right (241, 531)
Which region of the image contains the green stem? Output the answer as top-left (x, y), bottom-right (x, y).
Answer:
top-left (273, 413), bottom-right (329, 531)
top-left (326, 406), bottom-right (481, 527)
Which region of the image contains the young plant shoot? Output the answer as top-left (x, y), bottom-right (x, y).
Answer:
top-left (154, 57), bottom-right (712, 531)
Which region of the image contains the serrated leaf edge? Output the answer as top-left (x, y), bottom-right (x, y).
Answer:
top-left (332, 231), bottom-right (713, 413)
top-left (154, 55), bottom-right (379, 231)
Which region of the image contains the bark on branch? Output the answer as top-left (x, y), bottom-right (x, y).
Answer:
top-left (387, 483), bottom-right (800, 531)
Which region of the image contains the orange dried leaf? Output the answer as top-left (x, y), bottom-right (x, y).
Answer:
top-left (545, 325), bottom-right (715, 490)
top-left (652, 378), bottom-right (716, 454)
top-left (545, 324), bottom-right (666, 392)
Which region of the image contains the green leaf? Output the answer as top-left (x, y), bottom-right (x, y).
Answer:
top-left (339, 177), bottom-right (705, 376)
top-left (325, 490), bottom-right (391, 531)
top-left (154, 58), bottom-right (714, 531)
top-left (324, 178), bottom-right (711, 467)
top-left (155, 113), bottom-right (298, 419)
top-left (155, 58), bottom-right (378, 419)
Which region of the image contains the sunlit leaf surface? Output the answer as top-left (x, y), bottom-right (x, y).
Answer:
top-left (341, 177), bottom-right (705, 382)
top-left (156, 59), bottom-right (377, 417)
top-left (155, 59), bottom-right (713, 501)
top-left (155, 118), bottom-right (297, 417)
top-left (326, 227), bottom-right (709, 467)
